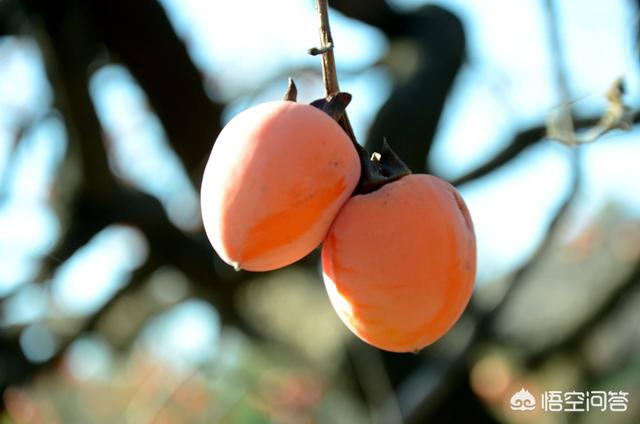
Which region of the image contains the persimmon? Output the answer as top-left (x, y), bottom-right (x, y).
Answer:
top-left (321, 174), bottom-right (476, 353)
top-left (200, 100), bottom-right (360, 272)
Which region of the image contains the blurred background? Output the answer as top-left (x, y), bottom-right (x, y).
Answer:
top-left (0, 0), bottom-right (639, 423)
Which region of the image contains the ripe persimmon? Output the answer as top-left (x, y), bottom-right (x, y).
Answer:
top-left (201, 101), bottom-right (360, 272)
top-left (321, 174), bottom-right (476, 352)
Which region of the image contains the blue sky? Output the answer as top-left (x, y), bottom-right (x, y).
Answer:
top-left (0, 0), bottom-right (639, 363)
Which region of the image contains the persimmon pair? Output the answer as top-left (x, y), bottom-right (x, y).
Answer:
top-left (200, 99), bottom-right (476, 353)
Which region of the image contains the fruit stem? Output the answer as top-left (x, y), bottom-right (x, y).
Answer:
top-left (315, 0), bottom-right (339, 96)
top-left (313, 0), bottom-right (359, 148)
top-left (312, 0), bottom-right (411, 195)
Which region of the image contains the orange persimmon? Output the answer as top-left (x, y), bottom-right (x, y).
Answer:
top-left (321, 174), bottom-right (476, 352)
top-left (201, 101), bottom-right (360, 271)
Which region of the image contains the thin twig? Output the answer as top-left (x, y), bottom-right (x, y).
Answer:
top-left (544, 0), bottom-right (579, 144)
top-left (315, 0), bottom-right (339, 95)
top-left (314, 0), bottom-right (358, 145)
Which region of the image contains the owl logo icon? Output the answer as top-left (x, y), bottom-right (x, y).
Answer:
top-left (510, 388), bottom-right (536, 411)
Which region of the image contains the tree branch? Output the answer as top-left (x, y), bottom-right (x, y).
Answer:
top-left (0, 0), bottom-right (255, 399)
top-left (527, 259), bottom-right (640, 367)
top-left (365, 6), bottom-right (466, 174)
top-left (329, 0), bottom-right (406, 36)
top-left (88, 0), bottom-right (224, 181)
top-left (450, 112), bottom-right (640, 187)
top-left (398, 2), bottom-right (586, 418)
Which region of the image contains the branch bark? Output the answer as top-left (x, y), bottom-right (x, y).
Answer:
top-left (313, 0), bottom-right (359, 149)
top-left (315, 0), bottom-right (339, 96)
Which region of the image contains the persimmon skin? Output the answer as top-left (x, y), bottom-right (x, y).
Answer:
top-left (322, 174), bottom-right (476, 353)
top-left (201, 101), bottom-right (360, 272)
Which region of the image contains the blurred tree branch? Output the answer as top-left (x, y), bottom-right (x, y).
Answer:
top-left (394, 0), bottom-right (640, 419)
top-left (331, 2), bottom-right (466, 174)
top-left (527, 259), bottom-right (640, 367)
top-left (88, 0), bottom-right (224, 181)
top-left (0, 0), bottom-right (21, 35)
top-left (452, 0), bottom-right (637, 186)
top-left (397, 146), bottom-right (581, 423)
top-left (0, 260), bottom-right (155, 409)
top-left (365, 6), bottom-right (466, 174)
top-left (451, 111), bottom-right (640, 187)
top-left (394, 1), bottom-right (586, 419)
top-left (330, 0), bottom-right (406, 36)
top-left (21, 0), bottom-right (241, 304)
top-left (0, 0), bottom-right (251, 402)
top-left (0, 120), bottom-right (32, 207)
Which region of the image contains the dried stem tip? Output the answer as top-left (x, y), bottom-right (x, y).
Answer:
top-left (282, 77), bottom-right (298, 102)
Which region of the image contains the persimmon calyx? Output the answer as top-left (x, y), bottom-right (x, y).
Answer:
top-left (310, 93), bottom-right (411, 195)
top-left (356, 138), bottom-right (411, 194)
top-left (310, 92), bottom-right (352, 121)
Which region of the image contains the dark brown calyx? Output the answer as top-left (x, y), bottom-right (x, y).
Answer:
top-left (356, 138), bottom-right (411, 194)
top-left (310, 92), bottom-right (411, 195)
top-left (310, 91), bottom-right (352, 121)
